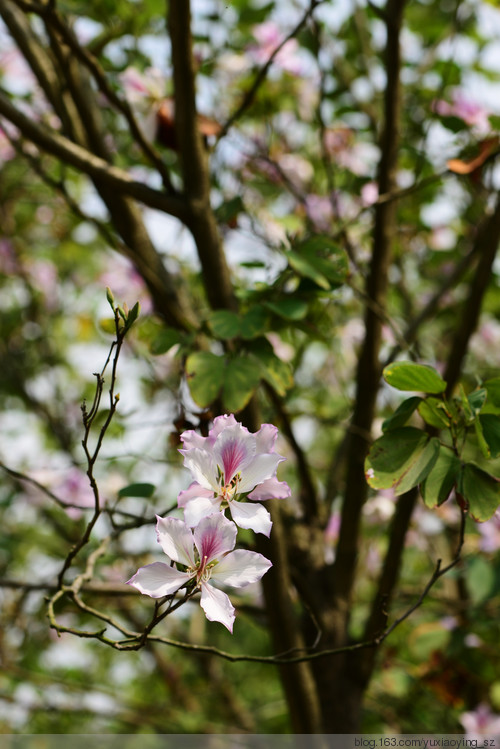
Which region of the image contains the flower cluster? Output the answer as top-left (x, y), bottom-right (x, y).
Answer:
top-left (127, 415), bottom-right (290, 631)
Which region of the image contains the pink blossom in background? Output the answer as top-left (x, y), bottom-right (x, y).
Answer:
top-left (266, 332), bottom-right (295, 363)
top-left (120, 66), bottom-right (167, 142)
top-left (305, 194), bottom-right (334, 232)
top-left (277, 153), bottom-right (314, 187)
top-left (439, 615), bottom-right (459, 631)
top-left (325, 511), bottom-right (341, 545)
top-left (178, 414), bottom-right (290, 536)
top-left (460, 704), bottom-right (500, 738)
top-left (0, 127), bottom-right (15, 162)
top-left (100, 255), bottom-right (153, 314)
top-left (247, 21), bottom-right (303, 76)
top-left (26, 259), bottom-right (59, 307)
top-left (55, 468), bottom-right (94, 519)
top-left (477, 509), bottom-right (500, 553)
top-left (0, 46), bottom-right (36, 94)
top-left (428, 226), bottom-right (457, 251)
top-left (0, 238), bottom-right (19, 274)
top-left (324, 511), bottom-right (341, 564)
top-left (363, 489), bottom-right (397, 523)
top-left (120, 66), bottom-right (166, 104)
top-left (361, 182), bottom-right (379, 207)
top-left (127, 513), bottom-right (272, 632)
top-left (324, 128), bottom-right (379, 177)
top-left (433, 91), bottom-right (491, 134)
top-left (469, 318), bottom-right (500, 367)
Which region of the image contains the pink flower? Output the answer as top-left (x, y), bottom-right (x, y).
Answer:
top-left (178, 415), bottom-right (290, 536)
top-left (460, 704), bottom-right (500, 738)
top-left (477, 509), bottom-right (500, 553)
top-left (120, 66), bottom-right (167, 141)
top-left (127, 514), bottom-right (272, 632)
top-left (361, 181), bottom-right (379, 207)
top-left (247, 21), bottom-right (302, 75)
top-left (433, 91), bottom-right (490, 134)
top-left (305, 194), bottom-right (334, 231)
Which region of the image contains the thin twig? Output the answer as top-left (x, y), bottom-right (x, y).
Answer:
top-left (219, 0), bottom-right (324, 139)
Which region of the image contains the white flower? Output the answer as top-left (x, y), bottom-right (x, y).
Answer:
top-left (177, 414), bottom-right (290, 536)
top-left (126, 514), bottom-right (272, 632)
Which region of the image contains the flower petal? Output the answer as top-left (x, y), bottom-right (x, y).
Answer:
top-left (194, 513), bottom-right (237, 562)
top-left (209, 414), bottom-right (239, 442)
top-left (229, 499), bottom-right (272, 537)
top-left (155, 516), bottom-right (195, 566)
top-left (255, 423), bottom-right (278, 453)
top-left (248, 476), bottom-right (291, 501)
top-left (213, 423), bottom-right (255, 483)
top-left (177, 481), bottom-right (213, 507)
top-left (180, 430), bottom-right (207, 450)
top-left (237, 453), bottom-right (285, 494)
top-left (183, 495), bottom-right (222, 528)
top-left (212, 549), bottom-right (272, 588)
top-left (126, 562), bottom-right (190, 597)
top-left (200, 582), bottom-right (235, 632)
top-left (180, 447), bottom-right (219, 492)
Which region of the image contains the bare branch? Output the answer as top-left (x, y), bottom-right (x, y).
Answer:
top-left (0, 89), bottom-right (187, 219)
top-left (220, 0), bottom-right (324, 138)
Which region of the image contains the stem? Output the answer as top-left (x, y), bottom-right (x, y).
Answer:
top-left (333, 0), bottom-right (407, 609)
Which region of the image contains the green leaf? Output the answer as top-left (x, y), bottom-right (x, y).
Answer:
top-left (383, 362), bottom-right (446, 394)
top-left (479, 414), bottom-right (500, 458)
top-left (264, 298), bottom-right (309, 320)
top-left (150, 329), bottom-right (183, 355)
top-left (298, 236), bottom-right (349, 287)
top-left (240, 261), bottom-right (266, 269)
top-left (484, 378), bottom-right (500, 408)
top-left (214, 196), bottom-right (244, 225)
top-left (125, 301), bottom-right (140, 328)
top-left (467, 557), bottom-right (495, 604)
top-left (365, 427), bottom-right (440, 495)
top-left (468, 388), bottom-right (487, 414)
top-left (208, 310), bottom-right (241, 340)
top-left (118, 483), bottom-right (156, 498)
top-left (382, 396), bottom-right (423, 432)
top-left (459, 463), bottom-right (500, 522)
top-left (439, 115), bottom-right (469, 133)
top-left (418, 397), bottom-right (451, 429)
top-left (249, 339), bottom-right (293, 396)
top-left (458, 384), bottom-right (473, 421)
top-left (286, 250), bottom-right (331, 290)
top-left (185, 352), bottom-right (225, 408)
top-left (421, 446), bottom-right (461, 508)
top-left (222, 356), bottom-right (261, 412)
top-left (474, 416), bottom-right (491, 459)
top-left (240, 306), bottom-right (269, 339)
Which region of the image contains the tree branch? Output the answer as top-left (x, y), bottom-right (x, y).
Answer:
top-left (26, 0), bottom-right (176, 190)
top-left (444, 194), bottom-right (500, 394)
top-left (333, 0), bottom-right (407, 608)
top-left (168, 0), bottom-right (237, 312)
top-left (0, 89), bottom-right (186, 217)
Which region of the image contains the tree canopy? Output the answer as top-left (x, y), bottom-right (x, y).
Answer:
top-left (1, 0), bottom-right (500, 735)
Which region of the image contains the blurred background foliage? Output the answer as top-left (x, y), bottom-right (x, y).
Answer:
top-left (1, 0), bottom-right (500, 735)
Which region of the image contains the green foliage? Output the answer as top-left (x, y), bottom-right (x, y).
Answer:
top-left (421, 446), bottom-right (461, 508)
top-left (118, 483), bottom-right (156, 498)
top-left (369, 364), bottom-right (500, 521)
top-left (383, 361), bottom-right (447, 394)
top-left (2, 0), bottom-right (500, 735)
top-left (365, 427), bottom-right (440, 495)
